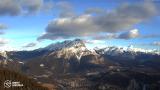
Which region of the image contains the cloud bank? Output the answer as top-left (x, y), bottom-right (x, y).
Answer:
top-left (38, 2), bottom-right (159, 41)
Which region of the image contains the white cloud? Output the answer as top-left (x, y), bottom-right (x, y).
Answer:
top-left (0, 23), bottom-right (8, 30)
top-left (0, 45), bottom-right (15, 51)
top-left (85, 40), bottom-right (104, 44)
top-left (152, 41), bottom-right (160, 46)
top-left (0, 38), bottom-right (10, 46)
top-left (0, 38), bottom-right (15, 51)
top-left (92, 29), bottom-right (140, 40)
top-left (118, 29), bottom-right (140, 39)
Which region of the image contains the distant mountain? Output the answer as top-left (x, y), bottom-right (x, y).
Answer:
top-left (95, 46), bottom-right (160, 60)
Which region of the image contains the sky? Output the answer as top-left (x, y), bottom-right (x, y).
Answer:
top-left (0, 0), bottom-right (160, 51)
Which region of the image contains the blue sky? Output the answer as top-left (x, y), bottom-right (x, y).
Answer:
top-left (0, 0), bottom-right (160, 51)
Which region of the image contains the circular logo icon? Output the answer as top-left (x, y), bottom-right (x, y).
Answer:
top-left (4, 80), bottom-right (12, 88)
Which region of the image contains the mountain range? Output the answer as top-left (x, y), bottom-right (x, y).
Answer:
top-left (0, 39), bottom-right (160, 72)
top-left (0, 39), bottom-right (160, 90)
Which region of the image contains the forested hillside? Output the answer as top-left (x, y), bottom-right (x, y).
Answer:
top-left (0, 68), bottom-right (49, 90)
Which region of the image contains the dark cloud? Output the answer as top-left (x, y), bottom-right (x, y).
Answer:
top-left (93, 33), bottom-right (117, 40)
top-left (85, 7), bottom-right (106, 14)
top-left (21, 0), bottom-right (43, 15)
top-left (59, 11), bottom-right (75, 18)
top-left (37, 14), bottom-right (97, 41)
top-left (0, 0), bottom-right (21, 16)
top-left (0, 0), bottom-right (43, 16)
top-left (0, 0), bottom-right (75, 16)
top-left (55, 1), bottom-right (75, 18)
top-left (0, 0), bottom-right (55, 16)
top-left (94, 2), bottom-right (158, 33)
top-left (23, 42), bottom-right (37, 48)
top-left (38, 2), bottom-right (159, 40)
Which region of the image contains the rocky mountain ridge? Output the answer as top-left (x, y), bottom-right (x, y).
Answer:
top-left (1, 39), bottom-right (159, 62)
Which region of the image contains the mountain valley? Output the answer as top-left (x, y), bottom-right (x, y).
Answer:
top-left (0, 39), bottom-right (160, 90)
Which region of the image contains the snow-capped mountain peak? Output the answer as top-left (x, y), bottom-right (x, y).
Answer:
top-left (37, 39), bottom-right (101, 61)
top-left (0, 51), bottom-right (13, 65)
top-left (95, 46), bottom-right (160, 60)
top-left (39, 39), bottom-right (85, 51)
top-left (0, 51), bottom-right (8, 59)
